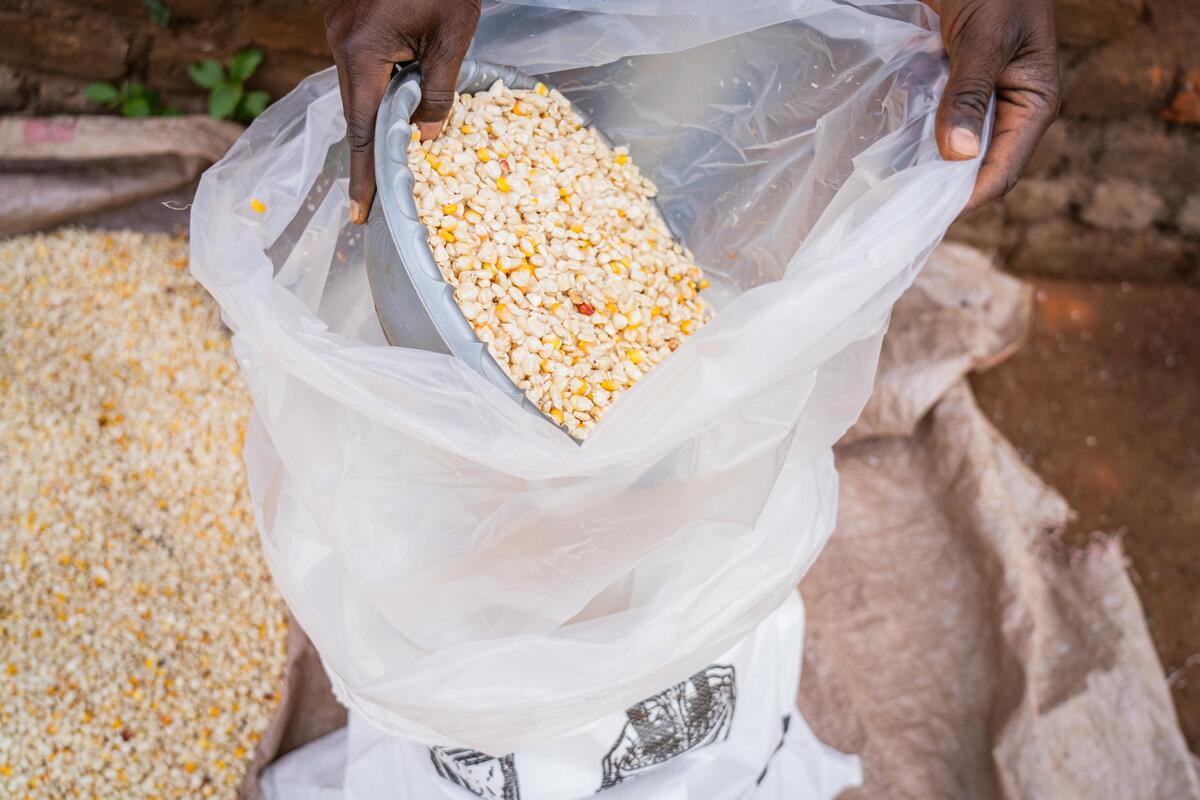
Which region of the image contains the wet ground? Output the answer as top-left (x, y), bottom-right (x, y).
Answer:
top-left (971, 279), bottom-right (1200, 752)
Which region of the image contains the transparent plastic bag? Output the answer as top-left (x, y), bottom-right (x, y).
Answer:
top-left (190, 0), bottom-right (979, 755)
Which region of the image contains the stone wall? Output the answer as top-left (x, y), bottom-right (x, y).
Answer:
top-left (0, 0), bottom-right (330, 114)
top-left (947, 0), bottom-right (1200, 283)
top-left (1, 0), bottom-right (1197, 283)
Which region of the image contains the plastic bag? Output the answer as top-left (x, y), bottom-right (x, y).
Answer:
top-left (190, 0), bottom-right (979, 756)
top-left (262, 594), bottom-right (864, 800)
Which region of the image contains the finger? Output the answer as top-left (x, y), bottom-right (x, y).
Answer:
top-left (411, 24), bottom-right (475, 139)
top-left (963, 81), bottom-right (1058, 212)
top-left (333, 51), bottom-right (393, 224)
top-left (936, 39), bottom-right (1007, 162)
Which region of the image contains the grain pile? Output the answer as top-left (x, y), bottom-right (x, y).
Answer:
top-left (411, 80), bottom-right (712, 439)
top-left (0, 230), bottom-right (287, 798)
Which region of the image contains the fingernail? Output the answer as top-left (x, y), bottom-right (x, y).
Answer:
top-left (418, 120), bottom-right (445, 141)
top-left (350, 200), bottom-right (364, 225)
top-left (949, 127), bottom-right (980, 158)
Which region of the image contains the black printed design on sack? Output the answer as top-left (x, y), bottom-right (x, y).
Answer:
top-left (429, 747), bottom-right (520, 800)
top-left (598, 664), bottom-right (737, 790)
top-left (755, 714), bottom-right (792, 785)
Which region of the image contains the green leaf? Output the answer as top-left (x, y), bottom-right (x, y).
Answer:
top-left (209, 82), bottom-right (243, 119)
top-left (161, 107), bottom-right (182, 117)
top-left (229, 47), bottom-right (263, 82)
top-left (124, 81), bottom-right (148, 99)
top-left (83, 82), bottom-right (121, 107)
top-left (239, 90), bottom-right (270, 119)
top-left (187, 59), bottom-right (225, 89)
top-left (142, 0), bottom-right (170, 27)
top-left (121, 96), bottom-right (153, 117)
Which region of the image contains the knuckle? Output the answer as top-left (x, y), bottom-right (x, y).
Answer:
top-left (1000, 172), bottom-right (1021, 198)
top-left (950, 76), bottom-right (995, 117)
top-left (324, 5), bottom-right (352, 51)
top-left (344, 116), bottom-right (376, 151)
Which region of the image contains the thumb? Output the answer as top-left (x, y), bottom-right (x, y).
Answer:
top-left (334, 54), bottom-right (391, 224)
top-left (936, 44), bottom-right (1003, 161)
top-left (411, 27), bottom-right (472, 139)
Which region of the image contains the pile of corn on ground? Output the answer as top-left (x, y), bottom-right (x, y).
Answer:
top-left (0, 229), bottom-right (287, 798)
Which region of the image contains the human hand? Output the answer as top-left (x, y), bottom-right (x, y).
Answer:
top-left (326, 0), bottom-right (481, 224)
top-left (928, 0), bottom-right (1060, 213)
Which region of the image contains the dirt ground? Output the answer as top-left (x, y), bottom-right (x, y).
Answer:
top-left (971, 278), bottom-right (1200, 753)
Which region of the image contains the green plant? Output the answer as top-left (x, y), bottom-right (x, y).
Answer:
top-left (142, 0), bottom-right (171, 27)
top-left (83, 81), bottom-right (178, 117)
top-left (187, 48), bottom-right (271, 122)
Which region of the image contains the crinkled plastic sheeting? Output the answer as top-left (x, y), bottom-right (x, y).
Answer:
top-left (191, 0), bottom-right (980, 755)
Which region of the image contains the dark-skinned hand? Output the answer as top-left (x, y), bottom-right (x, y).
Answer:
top-left (327, 0), bottom-right (1059, 223)
top-left (326, 0), bottom-right (481, 224)
top-left (928, 0), bottom-right (1061, 212)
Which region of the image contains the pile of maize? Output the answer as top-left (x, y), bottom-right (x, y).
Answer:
top-left (0, 230), bottom-right (287, 798)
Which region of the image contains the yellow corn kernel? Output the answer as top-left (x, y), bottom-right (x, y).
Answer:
top-left (535, 82), bottom-right (549, 96)
top-left (549, 302), bottom-right (564, 315)
top-left (672, 273), bottom-right (684, 282)
top-left (424, 153), bottom-right (439, 167)
top-left (574, 381), bottom-right (590, 396)
top-left (615, 154), bottom-right (630, 165)
top-left (650, 306), bottom-right (662, 317)
top-left (577, 340), bottom-right (591, 354)
top-left (601, 379), bottom-right (618, 391)
top-left (617, 208), bottom-right (626, 217)
top-left (437, 229), bottom-right (456, 244)
top-left (496, 175), bottom-right (511, 193)
top-left (475, 147), bottom-right (491, 162)
top-left (249, 198), bottom-right (266, 214)
top-left (459, 124), bottom-right (473, 134)
top-left (0, 764), bottom-right (12, 777)
top-left (605, 302), bottom-right (618, 315)
top-left (569, 223), bottom-right (584, 233)
top-left (435, 162), bottom-right (452, 176)
top-left (511, 101), bottom-right (528, 116)
top-left (559, 187), bottom-right (570, 199)
top-left (411, 128), bottom-right (421, 142)
top-left (442, 203), bottom-right (459, 215)
top-left (627, 350), bottom-right (644, 365)
top-left (680, 319), bottom-right (694, 335)
top-left (543, 336), bottom-right (562, 350)
top-left (550, 407), bottom-right (564, 424)
top-left (496, 303), bottom-right (512, 322)
top-left (698, 278), bottom-right (710, 290)
top-left (540, 358), bottom-right (550, 372)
